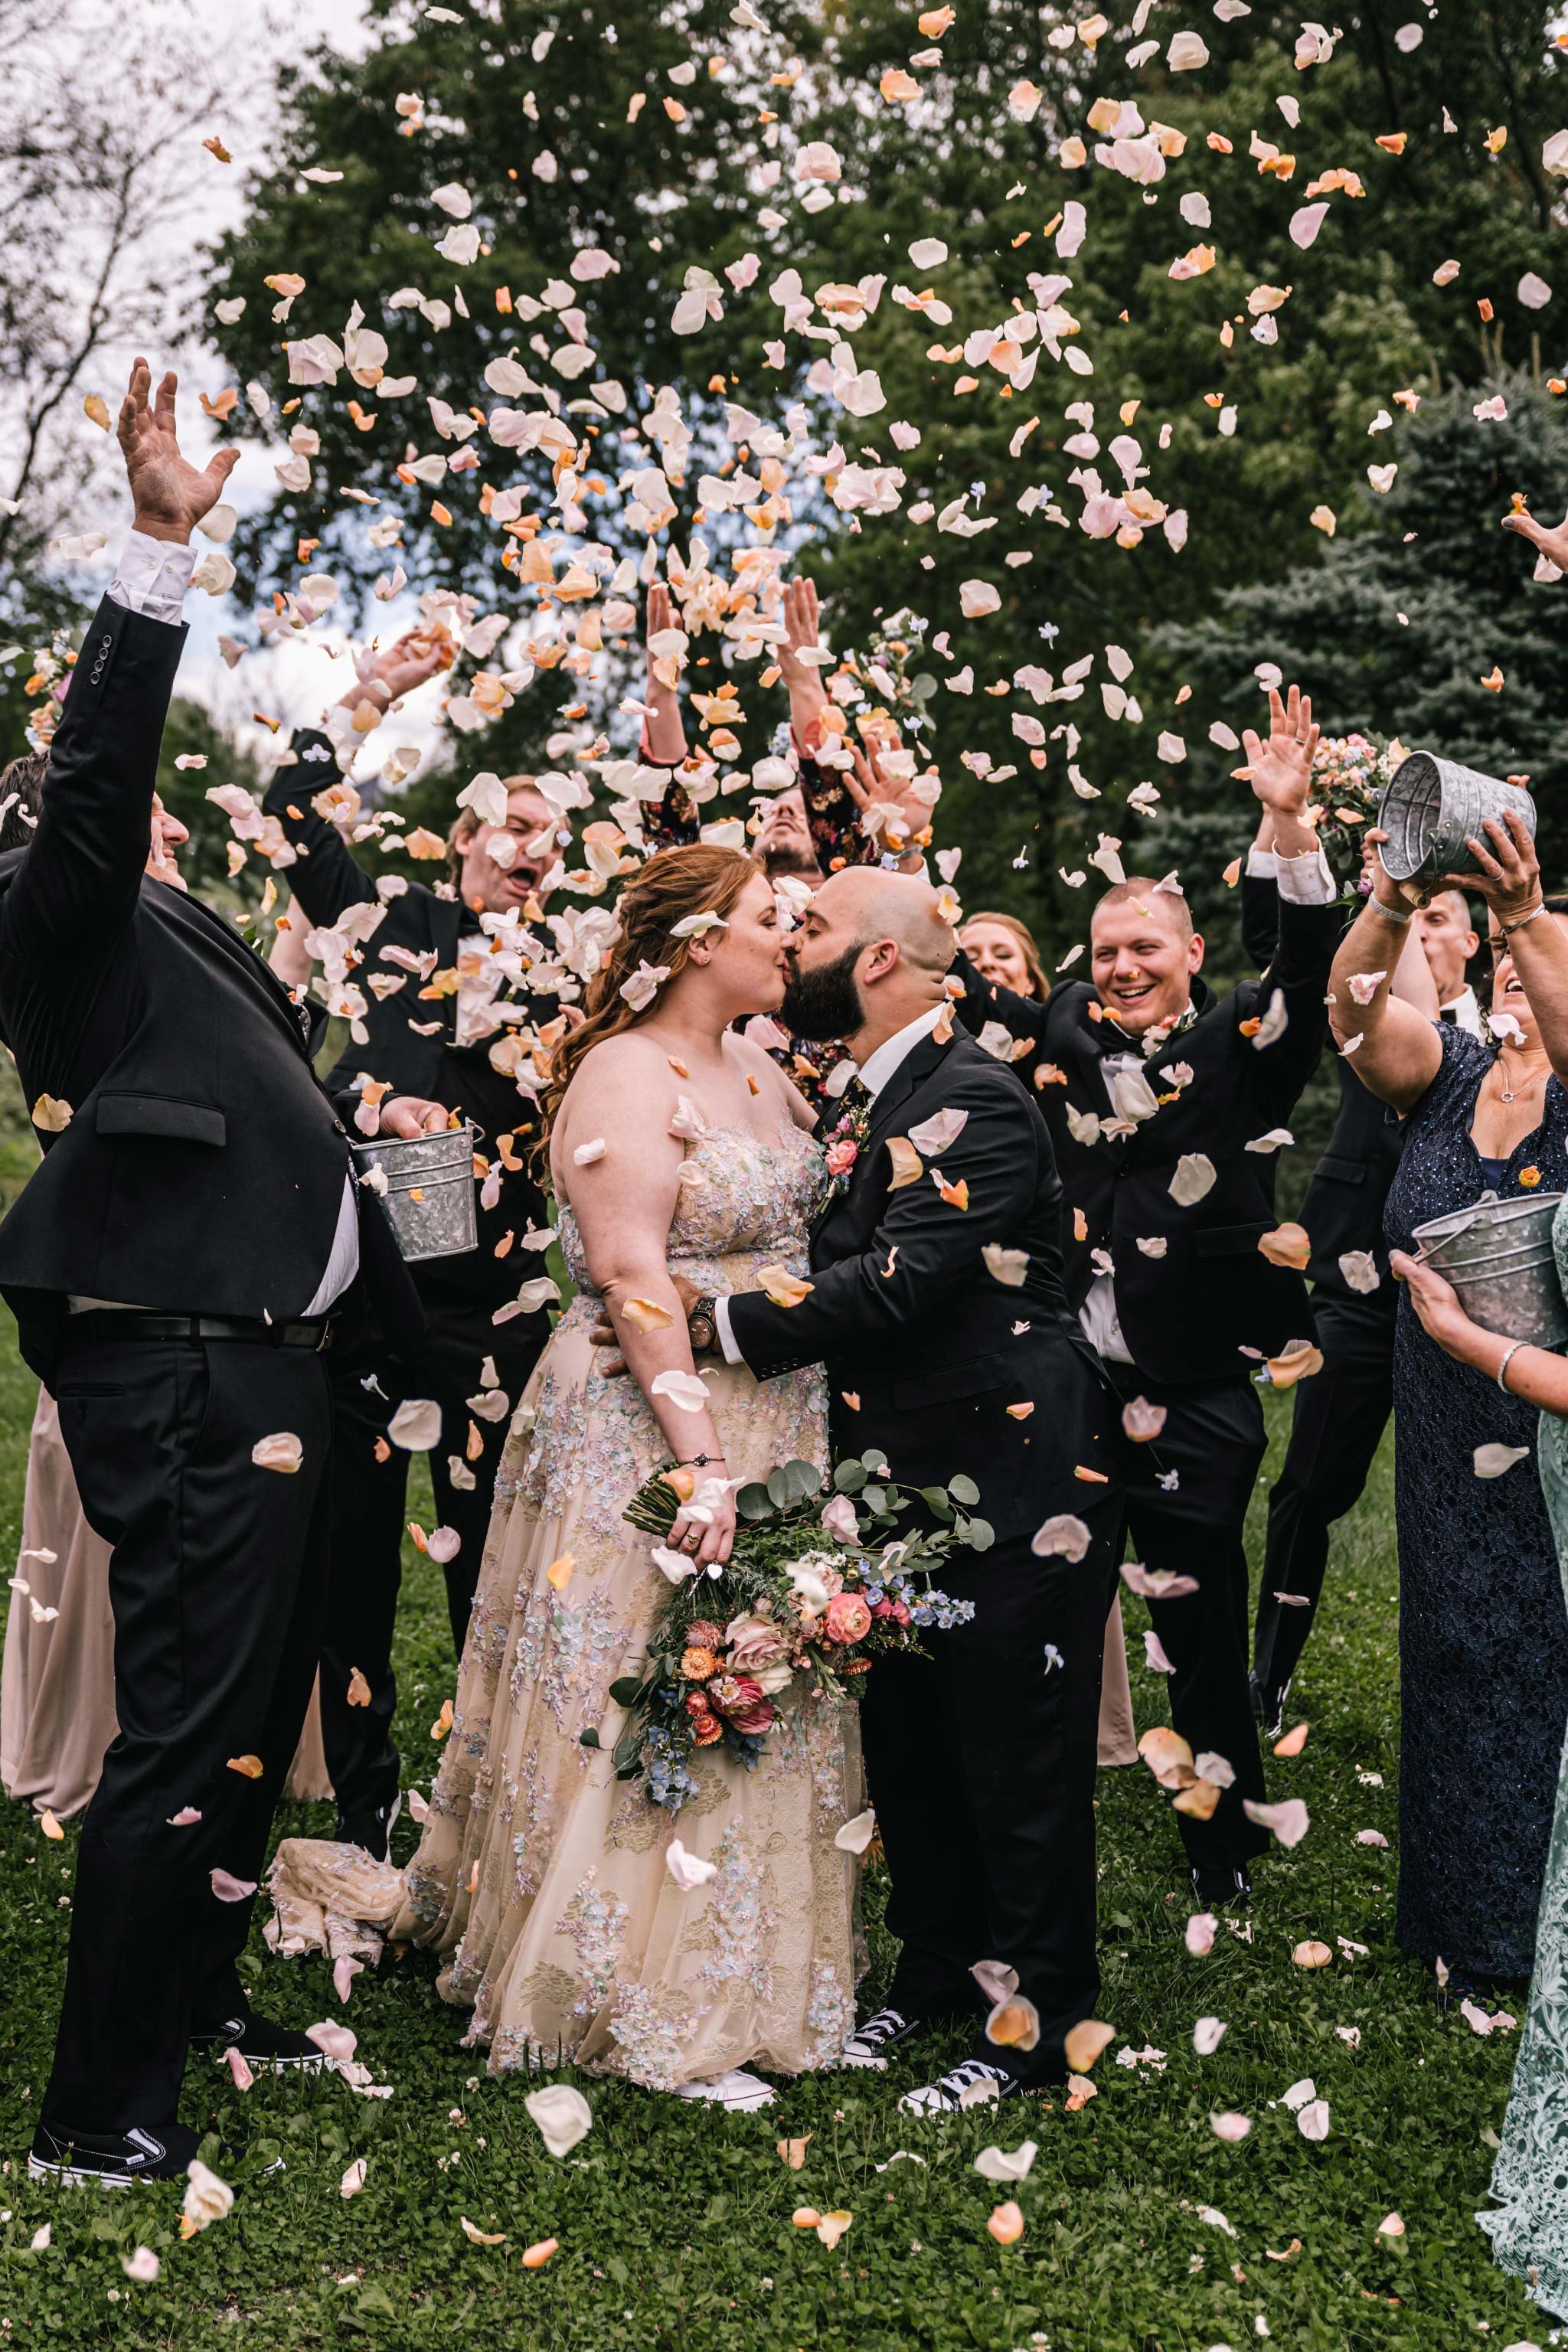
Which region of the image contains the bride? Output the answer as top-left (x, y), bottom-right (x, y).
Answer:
top-left (276, 844), bottom-right (861, 2106)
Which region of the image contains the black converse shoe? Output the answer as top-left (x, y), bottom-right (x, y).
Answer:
top-left (29, 2121), bottom-right (199, 2187)
top-left (899, 2057), bottom-right (1021, 2115)
top-left (193, 2013), bottom-right (326, 2072)
top-left (1190, 1864), bottom-right (1252, 1910)
top-left (841, 2007), bottom-right (926, 2068)
top-left (332, 1790), bottom-right (401, 1864)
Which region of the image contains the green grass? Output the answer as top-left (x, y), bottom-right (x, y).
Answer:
top-left (0, 1324), bottom-right (1548, 2351)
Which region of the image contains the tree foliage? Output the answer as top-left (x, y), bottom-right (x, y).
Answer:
top-left (195, 0), bottom-right (1568, 955)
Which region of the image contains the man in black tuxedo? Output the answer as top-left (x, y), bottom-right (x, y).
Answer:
top-left (0, 363), bottom-right (443, 2187)
top-left (688, 867), bottom-right (1121, 2112)
top-left (261, 681), bottom-right (566, 1852)
top-left (949, 690), bottom-right (1338, 1905)
top-left (1246, 873), bottom-right (1481, 1733)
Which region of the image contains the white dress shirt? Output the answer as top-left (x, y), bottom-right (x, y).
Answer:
top-left (713, 1003), bottom-right (945, 1364)
top-left (1442, 982), bottom-right (1484, 1038)
top-left (1079, 841), bottom-right (1338, 1366)
top-left (67, 531), bottom-right (359, 1318)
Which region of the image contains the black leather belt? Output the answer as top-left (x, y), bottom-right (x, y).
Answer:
top-left (68, 1311), bottom-right (335, 1351)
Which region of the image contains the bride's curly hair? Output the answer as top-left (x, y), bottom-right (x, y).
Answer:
top-left (536, 844), bottom-right (760, 1171)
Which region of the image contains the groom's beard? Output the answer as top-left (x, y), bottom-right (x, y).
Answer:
top-left (781, 943), bottom-right (864, 1042)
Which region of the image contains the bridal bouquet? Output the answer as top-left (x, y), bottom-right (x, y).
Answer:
top-left (581, 1454), bottom-right (981, 1813)
top-left (1308, 731), bottom-right (1406, 898)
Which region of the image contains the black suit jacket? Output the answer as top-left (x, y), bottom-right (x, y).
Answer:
top-left (958, 896), bottom-right (1340, 1385)
top-left (725, 1028), bottom-right (1112, 1542)
top-left (1243, 864), bottom-right (1402, 1304)
top-left (263, 734), bottom-right (552, 1325)
top-left (0, 594), bottom-right (422, 1386)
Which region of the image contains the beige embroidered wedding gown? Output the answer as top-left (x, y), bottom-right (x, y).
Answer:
top-left (362, 1121), bottom-right (859, 2087)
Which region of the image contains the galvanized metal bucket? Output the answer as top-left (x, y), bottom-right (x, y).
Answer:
top-left (1412, 1190), bottom-right (1568, 1348)
top-left (1378, 750), bottom-right (1537, 884)
top-left (351, 1120), bottom-right (479, 1263)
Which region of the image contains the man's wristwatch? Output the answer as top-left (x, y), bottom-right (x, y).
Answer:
top-left (688, 1293), bottom-right (718, 1354)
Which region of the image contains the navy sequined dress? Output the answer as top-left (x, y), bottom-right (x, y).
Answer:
top-left (1384, 1024), bottom-right (1568, 1977)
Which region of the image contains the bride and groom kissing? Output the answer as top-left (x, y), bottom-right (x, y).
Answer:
top-left (276, 834), bottom-right (1122, 2116)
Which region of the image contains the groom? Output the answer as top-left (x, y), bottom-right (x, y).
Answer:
top-left (684, 867), bottom-right (1121, 2109)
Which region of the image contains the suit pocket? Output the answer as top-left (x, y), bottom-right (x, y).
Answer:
top-left (95, 1092), bottom-right (227, 1148)
top-left (1193, 1220), bottom-right (1274, 1259)
top-left (1313, 1154), bottom-right (1367, 1187)
top-left (892, 1350), bottom-right (1013, 1411)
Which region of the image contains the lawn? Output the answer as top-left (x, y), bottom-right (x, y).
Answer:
top-left (0, 1327), bottom-right (1549, 2350)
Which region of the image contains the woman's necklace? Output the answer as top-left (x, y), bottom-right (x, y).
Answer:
top-left (1497, 1048), bottom-right (1548, 1107)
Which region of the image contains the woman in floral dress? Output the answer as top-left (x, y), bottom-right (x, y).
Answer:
top-left (385, 844), bottom-right (860, 2106)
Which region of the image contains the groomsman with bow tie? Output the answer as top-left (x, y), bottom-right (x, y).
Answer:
top-left (954, 688), bottom-right (1341, 1907)
top-left (0, 363), bottom-right (442, 2188)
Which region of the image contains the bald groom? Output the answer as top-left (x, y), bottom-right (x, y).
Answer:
top-left (679, 868), bottom-right (1122, 2112)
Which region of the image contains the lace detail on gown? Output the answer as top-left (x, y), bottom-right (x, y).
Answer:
top-left (1478, 1193), bottom-right (1568, 2311)
top-left (387, 1118), bottom-right (863, 2088)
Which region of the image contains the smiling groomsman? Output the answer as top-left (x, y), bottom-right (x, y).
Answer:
top-left (970, 689), bottom-right (1341, 1906)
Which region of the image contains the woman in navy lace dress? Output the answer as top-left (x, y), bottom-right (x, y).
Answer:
top-left (1331, 815), bottom-right (1568, 1984)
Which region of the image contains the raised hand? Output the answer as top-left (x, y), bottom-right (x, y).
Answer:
top-left (339, 629), bottom-right (448, 714)
top-left (1236, 684), bottom-right (1319, 817)
top-left (642, 581), bottom-right (689, 765)
top-left (776, 575), bottom-right (829, 733)
top-left (117, 358), bottom-right (239, 546)
top-left (1449, 808), bottom-right (1542, 926)
top-left (1502, 501), bottom-right (1568, 573)
top-left (844, 733), bottom-right (931, 864)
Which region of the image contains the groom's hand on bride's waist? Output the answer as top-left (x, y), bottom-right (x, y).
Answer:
top-left (588, 1271), bottom-right (705, 1377)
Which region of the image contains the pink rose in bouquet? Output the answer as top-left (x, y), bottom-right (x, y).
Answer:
top-left (825, 1138), bottom-right (859, 1178)
top-left (728, 1694), bottom-right (778, 1735)
top-left (823, 1591), bottom-right (874, 1646)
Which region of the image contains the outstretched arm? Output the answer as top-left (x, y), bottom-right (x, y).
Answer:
top-left (265, 633), bottom-right (443, 929)
top-left (724, 1078), bottom-right (1038, 1376)
top-left (2, 359), bottom-right (237, 965)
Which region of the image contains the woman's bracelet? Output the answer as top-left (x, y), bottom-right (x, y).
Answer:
top-left (1500, 900), bottom-right (1547, 936)
top-left (1497, 1340), bottom-right (1532, 1393)
top-left (678, 1452), bottom-right (727, 1468)
top-left (1368, 893), bottom-right (1413, 926)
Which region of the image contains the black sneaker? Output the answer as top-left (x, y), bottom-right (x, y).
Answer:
top-left (899, 2057), bottom-right (1021, 2115)
top-left (841, 2007), bottom-right (925, 2068)
top-left (192, 2013), bottom-right (326, 2072)
top-left (332, 1790), bottom-right (401, 1863)
top-left (1191, 1864), bottom-right (1252, 1910)
top-left (29, 2120), bottom-right (198, 2187)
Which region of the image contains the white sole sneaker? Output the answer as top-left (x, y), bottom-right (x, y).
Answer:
top-left (672, 2069), bottom-right (777, 2111)
top-left (28, 2155), bottom-right (133, 2188)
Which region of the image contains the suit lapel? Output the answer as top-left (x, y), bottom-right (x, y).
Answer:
top-left (862, 1030), bottom-right (952, 1155)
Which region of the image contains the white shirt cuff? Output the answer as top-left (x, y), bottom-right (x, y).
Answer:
top-left (713, 1293), bottom-right (743, 1366)
top-left (109, 530), bottom-right (197, 626)
top-left (1273, 844), bottom-right (1337, 906)
top-left (1245, 846), bottom-right (1278, 877)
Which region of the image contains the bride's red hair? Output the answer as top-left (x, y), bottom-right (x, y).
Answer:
top-left (536, 844), bottom-right (759, 1169)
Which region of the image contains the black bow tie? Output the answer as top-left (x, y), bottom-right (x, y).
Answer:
top-left (835, 1071), bottom-right (871, 1112)
top-left (1440, 1004), bottom-right (1458, 1024)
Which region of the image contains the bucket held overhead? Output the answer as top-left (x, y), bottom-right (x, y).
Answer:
top-left (1377, 751), bottom-right (1537, 884)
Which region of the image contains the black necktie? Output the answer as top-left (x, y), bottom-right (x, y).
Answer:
top-left (1441, 1005), bottom-right (1458, 1024)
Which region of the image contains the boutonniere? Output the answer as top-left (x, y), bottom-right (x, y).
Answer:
top-left (818, 1091), bottom-right (872, 1208)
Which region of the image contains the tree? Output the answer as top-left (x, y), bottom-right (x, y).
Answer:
top-left (1155, 371), bottom-right (1568, 947)
top-left (195, 0), bottom-right (1568, 959)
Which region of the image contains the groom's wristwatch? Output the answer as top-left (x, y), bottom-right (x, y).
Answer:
top-left (687, 1293), bottom-right (718, 1354)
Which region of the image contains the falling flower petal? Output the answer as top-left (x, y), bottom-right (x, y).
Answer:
top-left (526, 2082), bottom-right (593, 2157)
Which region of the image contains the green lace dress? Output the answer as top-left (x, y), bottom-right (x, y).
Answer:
top-left (1479, 1191), bottom-right (1568, 2314)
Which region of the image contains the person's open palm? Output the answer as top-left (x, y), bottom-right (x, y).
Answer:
top-left (117, 358), bottom-right (238, 541)
top-left (778, 577), bottom-right (824, 695)
top-left (1236, 684), bottom-right (1318, 816)
top-left (1503, 502), bottom-right (1568, 573)
top-left (642, 582), bottom-right (688, 764)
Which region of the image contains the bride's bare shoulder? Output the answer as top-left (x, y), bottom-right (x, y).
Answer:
top-left (556, 1028), bottom-right (682, 1127)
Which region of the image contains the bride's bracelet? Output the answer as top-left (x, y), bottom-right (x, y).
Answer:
top-left (678, 1452), bottom-right (727, 1468)
top-left (1497, 1341), bottom-right (1532, 1393)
